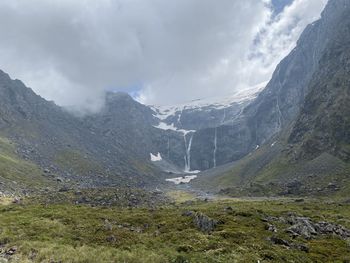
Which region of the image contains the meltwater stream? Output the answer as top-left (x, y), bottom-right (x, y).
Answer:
top-left (184, 132), bottom-right (194, 172)
top-left (213, 127), bottom-right (217, 168)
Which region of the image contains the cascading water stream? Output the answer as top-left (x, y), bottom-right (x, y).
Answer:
top-left (213, 127), bottom-right (217, 168)
top-left (184, 132), bottom-right (194, 172)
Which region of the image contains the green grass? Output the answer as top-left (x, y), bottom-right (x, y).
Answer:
top-left (0, 198), bottom-right (349, 262)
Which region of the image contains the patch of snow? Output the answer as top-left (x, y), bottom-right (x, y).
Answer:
top-left (166, 175), bottom-right (197, 185)
top-left (150, 82), bottom-right (266, 120)
top-left (153, 122), bottom-right (195, 135)
top-left (153, 122), bottom-right (178, 131)
top-left (186, 170), bottom-right (201, 174)
top-left (150, 152), bottom-right (162, 162)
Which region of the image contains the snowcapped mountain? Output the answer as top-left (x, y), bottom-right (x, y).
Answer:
top-left (142, 83), bottom-right (266, 173)
top-left (150, 83), bottom-right (265, 133)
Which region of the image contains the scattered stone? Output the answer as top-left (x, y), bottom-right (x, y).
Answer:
top-left (74, 191), bottom-right (82, 196)
top-left (261, 216), bottom-right (279, 223)
top-left (12, 198), bottom-right (21, 204)
top-left (286, 217), bottom-right (317, 239)
top-left (177, 245), bottom-right (194, 253)
top-left (55, 177), bottom-right (63, 183)
top-left (106, 235), bottom-right (117, 243)
top-left (0, 238), bottom-right (10, 247)
top-left (224, 206), bottom-right (233, 212)
top-left (182, 211), bottom-right (195, 217)
top-left (292, 243), bottom-right (309, 253)
top-left (264, 213), bottom-right (350, 240)
top-left (269, 237), bottom-right (309, 252)
top-left (269, 237), bottom-right (290, 247)
top-left (28, 249), bottom-right (38, 260)
top-left (265, 223), bottom-right (277, 233)
top-left (5, 246), bottom-right (17, 256)
top-left (58, 186), bottom-right (69, 192)
top-left (104, 219), bottom-right (113, 231)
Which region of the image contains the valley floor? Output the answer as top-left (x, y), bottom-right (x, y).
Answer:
top-left (0, 190), bottom-right (350, 263)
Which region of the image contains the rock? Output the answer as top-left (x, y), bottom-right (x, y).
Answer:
top-left (265, 223), bottom-right (277, 233)
top-left (55, 177), bottom-right (63, 183)
top-left (12, 198), bottom-right (20, 204)
top-left (283, 214), bottom-right (350, 240)
top-left (58, 186), bottom-right (69, 192)
top-left (104, 219), bottom-right (113, 231)
top-left (224, 206), bottom-right (233, 212)
top-left (269, 237), bottom-right (291, 247)
top-left (314, 221), bottom-right (350, 239)
top-left (182, 211), bottom-right (195, 217)
top-left (192, 212), bottom-right (218, 233)
top-left (182, 210), bottom-right (218, 233)
top-left (5, 246), bottom-right (17, 256)
top-left (176, 245), bottom-right (194, 253)
top-left (28, 249), bottom-right (38, 260)
top-left (106, 235), bottom-right (117, 243)
top-left (292, 243), bottom-right (309, 253)
top-left (286, 217), bottom-right (317, 239)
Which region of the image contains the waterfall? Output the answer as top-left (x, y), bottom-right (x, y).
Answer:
top-left (178, 106), bottom-right (184, 127)
top-left (276, 68), bottom-right (284, 131)
top-left (168, 138), bottom-right (170, 158)
top-left (213, 127), bottom-right (217, 168)
top-left (222, 108), bottom-right (226, 124)
top-left (184, 132), bottom-right (194, 172)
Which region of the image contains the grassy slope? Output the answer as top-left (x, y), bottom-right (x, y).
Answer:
top-left (0, 197), bottom-right (349, 262)
top-left (192, 139), bottom-right (350, 199)
top-left (0, 136), bottom-right (56, 194)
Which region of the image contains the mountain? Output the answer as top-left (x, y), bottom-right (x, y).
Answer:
top-left (0, 71), bottom-right (167, 191)
top-left (149, 85), bottom-right (263, 171)
top-left (1, 67), bottom-right (260, 193)
top-left (1, 0), bottom-right (349, 197)
top-left (192, 0), bottom-right (350, 198)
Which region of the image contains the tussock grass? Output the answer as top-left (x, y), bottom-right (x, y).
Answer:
top-left (0, 199), bottom-right (349, 262)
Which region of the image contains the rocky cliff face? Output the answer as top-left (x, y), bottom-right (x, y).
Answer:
top-left (193, 0), bottom-right (350, 197)
top-left (288, 0), bottom-right (350, 162)
top-left (149, 87), bottom-right (261, 171)
top-left (184, 0), bottom-right (350, 171)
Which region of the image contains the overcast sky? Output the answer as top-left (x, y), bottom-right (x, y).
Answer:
top-left (0, 0), bottom-right (327, 112)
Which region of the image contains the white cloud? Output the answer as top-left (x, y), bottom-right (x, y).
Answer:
top-left (0, 0), bottom-right (327, 111)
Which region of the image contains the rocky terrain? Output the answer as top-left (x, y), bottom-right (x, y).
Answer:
top-left (1, 195), bottom-right (349, 262)
top-left (192, 0), bottom-right (350, 198)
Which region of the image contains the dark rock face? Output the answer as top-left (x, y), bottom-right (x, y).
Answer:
top-left (182, 211), bottom-right (218, 233)
top-left (184, 0), bottom-right (347, 171)
top-left (193, 0), bottom-right (350, 193)
top-left (150, 90), bottom-right (259, 171)
top-left (288, 0), bottom-right (350, 162)
top-left (192, 212), bottom-right (218, 233)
